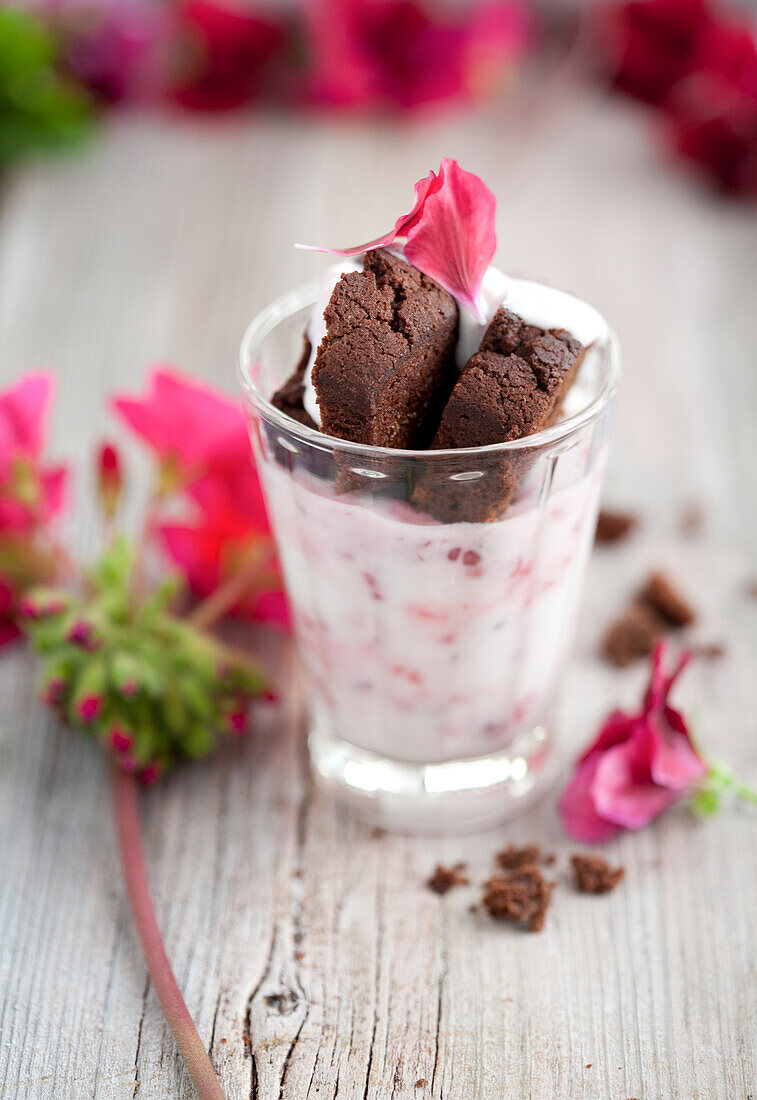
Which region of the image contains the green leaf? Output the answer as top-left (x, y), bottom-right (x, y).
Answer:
top-left (0, 7), bottom-right (94, 168)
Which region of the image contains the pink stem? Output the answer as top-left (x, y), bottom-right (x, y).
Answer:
top-left (111, 766), bottom-right (225, 1100)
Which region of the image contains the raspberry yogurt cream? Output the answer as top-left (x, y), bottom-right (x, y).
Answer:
top-left (241, 160), bottom-right (619, 831)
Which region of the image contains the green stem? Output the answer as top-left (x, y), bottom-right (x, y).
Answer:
top-left (111, 766), bottom-right (225, 1100)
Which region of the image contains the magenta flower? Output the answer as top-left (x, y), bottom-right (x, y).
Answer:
top-left (301, 0), bottom-right (529, 114)
top-left (114, 367), bottom-right (290, 629)
top-left (41, 0), bottom-right (169, 105)
top-left (560, 643), bottom-right (708, 843)
top-left (300, 158), bottom-right (496, 321)
top-left (0, 373), bottom-right (67, 649)
top-left (170, 0), bottom-right (287, 112)
top-left (0, 373), bottom-right (67, 530)
top-left (0, 576), bottom-right (21, 649)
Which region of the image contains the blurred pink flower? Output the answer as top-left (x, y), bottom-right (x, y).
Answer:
top-left (302, 158), bottom-right (496, 320)
top-left (112, 367), bottom-right (251, 492)
top-left (39, 0), bottom-right (169, 104)
top-left (301, 0), bottom-right (529, 113)
top-left (598, 0), bottom-right (757, 195)
top-left (560, 642), bottom-right (707, 843)
top-left (114, 367), bottom-right (289, 629)
top-left (161, 470), bottom-right (289, 629)
top-left (0, 576), bottom-right (22, 649)
top-left (0, 373), bottom-right (67, 534)
top-left (170, 0), bottom-right (287, 111)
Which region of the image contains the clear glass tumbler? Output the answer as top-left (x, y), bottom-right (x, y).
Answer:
top-left (239, 283), bottom-right (620, 834)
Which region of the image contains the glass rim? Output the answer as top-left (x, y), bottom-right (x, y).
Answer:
top-left (238, 280), bottom-right (622, 459)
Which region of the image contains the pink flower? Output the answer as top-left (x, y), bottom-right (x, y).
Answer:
top-left (160, 474), bottom-right (290, 629)
top-left (0, 374), bottom-right (67, 647)
top-left (170, 0), bottom-right (287, 111)
top-left (301, 0), bottom-right (529, 114)
top-left (114, 367), bottom-right (290, 629)
top-left (112, 368), bottom-right (252, 492)
top-left (560, 643), bottom-right (707, 843)
top-left (41, 0), bottom-right (169, 105)
top-left (300, 158), bottom-right (496, 321)
top-left (598, 0), bottom-right (757, 195)
top-left (0, 374), bottom-right (67, 527)
top-left (0, 576), bottom-right (21, 649)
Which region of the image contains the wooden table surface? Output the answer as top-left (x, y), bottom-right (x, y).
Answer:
top-left (1, 90), bottom-right (756, 1100)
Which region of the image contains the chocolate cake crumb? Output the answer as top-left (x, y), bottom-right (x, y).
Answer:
top-left (496, 843), bottom-right (555, 871)
top-left (482, 866), bottom-right (554, 932)
top-left (694, 641), bottom-right (725, 660)
top-left (602, 602), bottom-right (666, 667)
top-left (571, 854), bottom-right (624, 894)
top-left (427, 862), bottom-right (469, 895)
top-left (595, 509), bottom-right (638, 544)
top-left (640, 571), bottom-right (696, 628)
top-left (415, 1080), bottom-right (427, 1089)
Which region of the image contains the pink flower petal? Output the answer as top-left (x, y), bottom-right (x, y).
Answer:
top-left (0, 576), bottom-right (14, 615)
top-left (0, 617), bottom-right (21, 649)
top-left (649, 708), bottom-right (707, 790)
top-left (559, 755), bottom-right (622, 843)
top-left (404, 158), bottom-right (496, 322)
top-left (250, 589), bottom-right (291, 630)
top-left (296, 166), bottom-right (440, 256)
top-left (40, 466), bottom-right (68, 521)
top-left (577, 708), bottom-right (636, 766)
top-left (112, 367), bottom-right (249, 472)
top-left (0, 498), bottom-right (34, 532)
top-left (0, 373), bottom-right (54, 472)
top-left (592, 728), bottom-right (679, 830)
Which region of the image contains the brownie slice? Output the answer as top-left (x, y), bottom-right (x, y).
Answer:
top-left (311, 249), bottom-right (459, 449)
top-left (412, 308), bottom-right (585, 523)
top-left (271, 336), bottom-right (317, 429)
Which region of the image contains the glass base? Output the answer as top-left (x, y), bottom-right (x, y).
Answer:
top-left (308, 724), bottom-right (558, 835)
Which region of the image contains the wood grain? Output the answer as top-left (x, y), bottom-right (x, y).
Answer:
top-left (1, 93), bottom-right (756, 1099)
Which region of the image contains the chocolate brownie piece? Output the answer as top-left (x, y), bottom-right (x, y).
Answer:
top-left (571, 854), bottom-right (624, 894)
top-left (426, 862), bottom-right (469, 895)
top-left (271, 336), bottom-right (317, 429)
top-left (482, 865), bottom-right (554, 932)
top-left (602, 602), bottom-right (666, 667)
top-left (640, 571), bottom-right (696, 628)
top-left (412, 308), bottom-right (585, 522)
top-left (311, 249), bottom-right (459, 449)
top-left (595, 508), bottom-right (638, 544)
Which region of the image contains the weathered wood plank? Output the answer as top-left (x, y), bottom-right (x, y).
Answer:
top-left (1, 93), bottom-right (756, 1099)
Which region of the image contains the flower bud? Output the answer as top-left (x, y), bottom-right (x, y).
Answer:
top-left (40, 675), bottom-right (67, 708)
top-left (97, 442), bottom-right (124, 521)
top-left (65, 618), bottom-right (100, 650)
top-left (77, 693), bottom-right (102, 722)
top-left (109, 726), bottom-right (133, 754)
top-left (19, 588), bottom-right (71, 620)
top-left (71, 656), bottom-right (107, 725)
top-left (225, 707), bottom-right (248, 736)
top-left (139, 760), bottom-right (162, 787)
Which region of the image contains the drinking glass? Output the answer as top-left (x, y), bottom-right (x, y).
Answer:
top-left (240, 284), bottom-right (620, 833)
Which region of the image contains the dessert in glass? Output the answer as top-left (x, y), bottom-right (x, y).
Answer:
top-left (239, 161), bottom-right (620, 833)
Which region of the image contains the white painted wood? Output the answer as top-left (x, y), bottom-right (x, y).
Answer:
top-left (1, 92), bottom-right (756, 1099)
